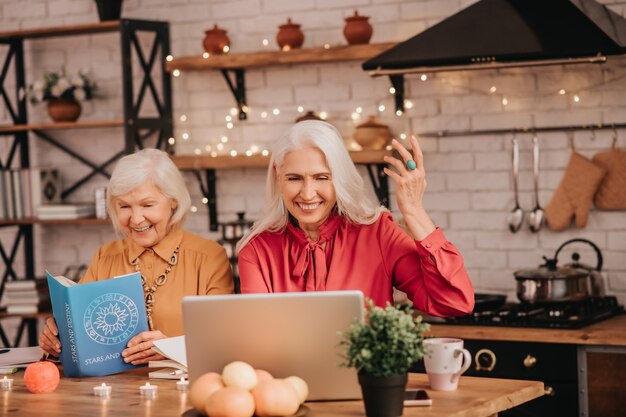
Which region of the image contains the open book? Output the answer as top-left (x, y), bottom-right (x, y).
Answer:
top-left (46, 271), bottom-right (149, 377)
top-left (149, 336), bottom-right (188, 379)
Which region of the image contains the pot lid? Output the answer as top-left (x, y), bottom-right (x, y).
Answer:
top-left (514, 265), bottom-right (588, 280)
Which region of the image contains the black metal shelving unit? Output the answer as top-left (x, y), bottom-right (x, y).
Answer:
top-left (0, 19), bottom-right (173, 347)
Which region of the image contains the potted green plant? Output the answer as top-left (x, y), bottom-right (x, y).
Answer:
top-left (28, 69), bottom-right (97, 123)
top-left (340, 300), bottom-right (430, 417)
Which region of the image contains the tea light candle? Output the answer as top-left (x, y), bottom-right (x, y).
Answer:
top-left (93, 382), bottom-right (112, 397)
top-left (0, 376), bottom-right (13, 391)
top-left (176, 377), bottom-right (189, 392)
top-left (139, 382), bottom-right (158, 398)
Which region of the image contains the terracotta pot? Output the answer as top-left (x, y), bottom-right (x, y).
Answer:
top-left (47, 99), bottom-right (82, 122)
top-left (203, 24), bottom-right (231, 54)
top-left (276, 18), bottom-right (304, 51)
top-left (343, 11), bottom-right (373, 45)
top-left (295, 110), bottom-right (322, 123)
top-left (354, 116), bottom-right (392, 150)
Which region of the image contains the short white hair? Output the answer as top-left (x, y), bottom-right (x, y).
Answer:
top-left (106, 148), bottom-right (191, 237)
top-left (236, 120), bottom-right (386, 252)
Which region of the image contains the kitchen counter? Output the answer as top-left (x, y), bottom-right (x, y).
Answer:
top-left (427, 313), bottom-right (626, 346)
top-left (2, 367), bottom-right (543, 417)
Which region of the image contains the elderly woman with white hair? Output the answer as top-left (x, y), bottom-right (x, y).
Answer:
top-left (237, 120), bottom-right (473, 317)
top-left (39, 148), bottom-right (233, 363)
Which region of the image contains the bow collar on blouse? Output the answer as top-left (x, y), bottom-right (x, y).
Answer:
top-left (287, 213), bottom-right (342, 291)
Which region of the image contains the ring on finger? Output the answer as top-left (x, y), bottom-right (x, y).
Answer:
top-left (406, 159), bottom-right (417, 171)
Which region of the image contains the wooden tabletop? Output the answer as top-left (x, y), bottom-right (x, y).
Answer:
top-left (426, 313), bottom-right (626, 346)
top-left (2, 367), bottom-right (543, 417)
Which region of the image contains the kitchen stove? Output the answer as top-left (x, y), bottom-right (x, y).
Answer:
top-left (435, 296), bottom-right (623, 329)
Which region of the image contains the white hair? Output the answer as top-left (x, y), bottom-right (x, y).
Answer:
top-left (106, 148), bottom-right (191, 237)
top-left (236, 120), bottom-right (387, 252)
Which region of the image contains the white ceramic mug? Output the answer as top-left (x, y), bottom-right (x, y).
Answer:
top-left (423, 337), bottom-right (471, 391)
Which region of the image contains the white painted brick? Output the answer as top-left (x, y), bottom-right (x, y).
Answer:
top-left (471, 192), bottom-right (511, 211)
top-left (462, 250), bottom-right (508, 269)
top-left (447, 171), bottom-right (509, 191)
top-left (608, 272), bottom-right (626, 291)
top-left (478, 270), bottom-right (517, 291)
top-left (4, 2), bottom-right (46, 19)
top-left (412, 114), bottom-right (472, 133)
top-left (441, 230), bottom-right (475, 250)
top-left (211, 1), bottom-right (262, 19)
top-left (450, 211), bottom-right (508, 231)
top-left (315, 0), bottom-right (369, 11)
top-left (438, 137), bottom-right (503, 153)
top-left (472, 113), bottom-right (534, 131)
top-left (295, 83), bottom-right (350, 102)
top-left (423, 153), bottom-right (473, 172)
top-left (399, 0), bottom-right (463, 21)
top-left (372, 21), bottom-right (427, 43)
top-left (261, 0), bottom-right (315, 14)
top-left (424, 192), bottom-right (470, 211)
top-left (586, 212), bottom-right (626, 230)
top-left (266, 67), bottom-right (319, 87)
top-left (608, 231), bottom-right (626, 247)
top-left (440, 95), bottom-right (501, 115)
top-left (476, 232), bottom-right (541, 250)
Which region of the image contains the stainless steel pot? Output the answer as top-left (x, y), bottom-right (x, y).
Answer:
top-left (557, 238), bottom-right (605, 297)
top-left (515, 262), bottom-right (590, 304)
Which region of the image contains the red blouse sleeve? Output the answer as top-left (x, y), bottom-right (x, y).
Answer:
top-left (238, 243), bottom-right (271, 293)
top-left (380, 214), bottom-right (474, 317)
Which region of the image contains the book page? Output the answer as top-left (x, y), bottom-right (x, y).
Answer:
top-left (46, 271), bottom-right (77, 287)
top-left (152, 336), bottom-right (187, 367)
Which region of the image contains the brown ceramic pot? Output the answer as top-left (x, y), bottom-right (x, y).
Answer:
top-left (203, 24), bottom-right (231, 54)
top-left (295, 110), bottom-right (322, 123)
top-left (47, 99), bottom-right (82, 122)
top-left (276, 18), bottom-right (304, 51)
top-left (343, 11), bottom-right (373, 45)
top-left (354, 116), bottom-right (392, 150)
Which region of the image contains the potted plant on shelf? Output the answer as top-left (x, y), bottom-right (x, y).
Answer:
top-left (340, 300), bottom-right (430, 417)
top-left (28, 69), bottom-right (97, 123)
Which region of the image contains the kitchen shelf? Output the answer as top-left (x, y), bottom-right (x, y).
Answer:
top-left (0, 21), bottom-right (122, 40)
top-left (172, 149), bottom-right (390, 231)
top-left (171, 149), bottom-right (388, 170)
top-left (0, 217), bottom-right (110, 226)
top-left (0, 119), bottom-right (124, 134)
top-left (165, 42), bottom-right (396, 71)
top-left (165, 42), bottom-right (397, 120)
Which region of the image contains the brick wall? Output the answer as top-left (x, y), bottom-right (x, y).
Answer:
top-left (2, 0), bottom-right (626, 343)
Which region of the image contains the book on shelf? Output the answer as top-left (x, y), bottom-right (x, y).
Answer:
top-left (36, 203), bottom-right (96, 220)
top-left (6, 303), bottom-right (50, 314)
top-left (0, 167), bottom-right (61, 220)
top-left (4, 278), bottom-right (48, 291)
top-left (46, 270), bottom-right (149, 377)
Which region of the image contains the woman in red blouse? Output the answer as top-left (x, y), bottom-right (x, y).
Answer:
top-left (237, 120), bottom-right (474, 317)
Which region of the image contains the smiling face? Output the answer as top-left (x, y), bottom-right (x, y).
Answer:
top-left (113, 181), bottom-right (177, 248)
top-left (276, 147), bottom-right (337, 241)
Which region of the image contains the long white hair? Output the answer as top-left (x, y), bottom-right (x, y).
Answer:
top-left (106, 148), bottom-right (191, 238)
top-left (236, 120), bottom-right (387, 252)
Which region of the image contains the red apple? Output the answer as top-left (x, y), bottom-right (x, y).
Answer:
top-left (24, 361), bottom-right (60, 394)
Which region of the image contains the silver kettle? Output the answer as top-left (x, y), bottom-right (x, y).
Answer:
top-left (555, 238), bottom-right (605, 297)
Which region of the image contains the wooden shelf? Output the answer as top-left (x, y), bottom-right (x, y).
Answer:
top-left (166, 42), bottom-right (396, 71)
top-left (0, 21), bottom-right (122, 40)
top-left (0, 119), bottom-right (124, 134)
top-left (0, 217), bottom-right (110, 226)
top-left (172, 149), bottom-right (389, 170)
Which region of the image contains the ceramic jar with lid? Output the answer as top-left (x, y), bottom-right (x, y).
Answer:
top-left (343, 11), bottom-right (373, 45)
top-left (354, 116), bottom-right (392, 150)
top-left (295, 111), bottom-right (322, 123)
top-left (276, 18), bottom-right (304, 51)
top-left (203, 24), bottom-right (231, 54)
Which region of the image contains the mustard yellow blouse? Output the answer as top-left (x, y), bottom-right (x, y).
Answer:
top-left (80, 227), bottom-right (233, 336)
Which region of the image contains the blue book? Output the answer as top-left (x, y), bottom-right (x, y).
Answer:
top-left (46, 271), bottom-right (149, 377)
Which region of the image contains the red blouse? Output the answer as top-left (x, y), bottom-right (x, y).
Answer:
top-left (238, 212), bottom-right (474, 317)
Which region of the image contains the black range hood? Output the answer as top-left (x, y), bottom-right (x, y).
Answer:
top-left (363, 0), bottom-right (626, 76)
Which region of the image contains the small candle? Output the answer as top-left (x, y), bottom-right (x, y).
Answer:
top-left (0, 376), bottom-right (13, 391)
top-left (140, 382), bottom-right (158, 398)
top-left (93, 382), bottom-right (112, 397)
top-left (176, 377), bottom-right (189, 392)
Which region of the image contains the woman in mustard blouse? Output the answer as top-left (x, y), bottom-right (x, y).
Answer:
top-left (39, 149), bottom-right (233, 364)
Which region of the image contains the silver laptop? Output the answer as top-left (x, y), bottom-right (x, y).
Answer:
top-left (182, 291), bottom-right (363, 401)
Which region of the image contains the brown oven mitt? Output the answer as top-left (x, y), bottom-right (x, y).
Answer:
top-left (592, 145), bottom-right (626, 210)
top-left (545, 152), bottom-right (606, 231)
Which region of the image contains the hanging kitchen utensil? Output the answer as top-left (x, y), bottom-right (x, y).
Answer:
top-left (507, 138), bottom-right (524, 233)
top-left (529, 136), bottom-right (545, 232)
top-left (555, 238), bottom-right (605, 297)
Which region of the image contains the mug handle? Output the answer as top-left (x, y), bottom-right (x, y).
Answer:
top-left (450, 348), bottom-right (472, 384)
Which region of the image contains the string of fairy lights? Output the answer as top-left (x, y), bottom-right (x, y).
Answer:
top-left (163, 47), bottom-right (626, 214)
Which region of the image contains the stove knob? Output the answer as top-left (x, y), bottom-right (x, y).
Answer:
top-left (475, 349), bottom-right (496, 372)
top-left (523, 354), bottom-right (537, 368)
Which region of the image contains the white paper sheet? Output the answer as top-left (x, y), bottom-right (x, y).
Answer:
top-left (151, 336), bottom-right (187, 367)
top-left (0, 346), bottom-right (43, 367)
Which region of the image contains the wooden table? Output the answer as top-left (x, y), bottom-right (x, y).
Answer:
top-left (1, 368), bottom-right (543, 417)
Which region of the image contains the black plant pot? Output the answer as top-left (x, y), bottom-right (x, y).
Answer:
top-left (95, 0), bottom-right (123, 21)
top-left (358, 373), bottom-right (407, 417)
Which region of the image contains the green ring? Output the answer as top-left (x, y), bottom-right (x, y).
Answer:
top-left (406, 159), bottom-right (417, 171)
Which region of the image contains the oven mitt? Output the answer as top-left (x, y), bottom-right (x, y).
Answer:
top-left (592, 147), bottom-right (626, 209)
top-left (545, 152), bottom-right (606, 231)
